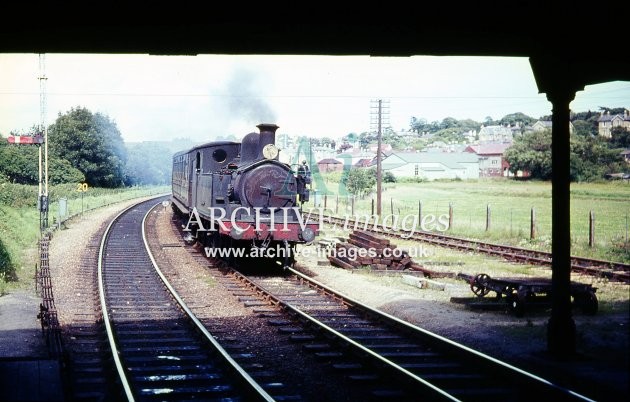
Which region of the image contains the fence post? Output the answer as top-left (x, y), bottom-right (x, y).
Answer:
top-left (371, 198), bottom-right (374, 216)
top-left (351, 196), bottom-right (355, 216)
top-left (324, 194), bottom-right (327, 210)
top-left (418, 200), bottom-right (422, 226)
top-left (626, 213), bottom-right (628, 246)
top-left (530, 207), bottom-right (536, 239)
top-left (448, 203), bottom-right (453, 230)
top-left (486, 204), bottom-right (491, 231)
top-left (34, 263), bottom-right (39, 294)
top-left (335, 194), bottom-right (339, 215)
top-left (390, 198), bottom-right (394, 216)
top-left (510, 209), bottom-right (513, 236)
top-left (589, 210), bottom-right (595, 248)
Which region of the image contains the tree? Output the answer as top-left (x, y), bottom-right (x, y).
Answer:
top-left (409, 117), bottom-right (439, 134)
top-left (48, 107), bottom-right (126, 187)
top-left (0, 134), bottom-right (40, 184)
top-left (570, 135), bottom-right (624, 181)
top-left (342, 167), bottom-right (376, 198)
top-left (382, 128), bottom-right (405, 150)
top-left (504, 129), bottom-right (552, 179)
top-left (599, 106), bottom-right (627, 115)
top-left (49, 157), bottom-right (86, 184)
top-left (343, 133), bottom-right (358, 144)
top-left (484, 116), bottom-right (496, 126)
top-left (457, 119), bottom-right (482, 133)
top-left (358, 132), bottom-right (373, 150)
top-left (439, 117), bottom-right (459, 130)
top-left (505, 128), bottom-right (625, 181)
top-left (320, 137), bottom-right (333, 148)
top-left (610, 126), bottom-right (630, 148)
top-left (0, 142), bottom-right (85, 185)
top-left (123, 142), bottom-right (173, 185)
top-left (409, 117), bottom-right (427, 134)
top-left (499, 112), bottom-right (536, 127)
top-left (383, 171), bottom-right (396, 183)
top-left (572, 120), bottom-right (596, 137)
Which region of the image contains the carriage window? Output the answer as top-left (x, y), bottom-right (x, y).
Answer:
top-left (212, 148), bottom-right (227, 163)
top-left (195, 152), bottom-right (201, 172)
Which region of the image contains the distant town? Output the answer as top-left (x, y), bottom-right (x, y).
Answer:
top-left (276, 108), bottom-right (630, 182)
top-left (2, 107), bottom-right (628, 188)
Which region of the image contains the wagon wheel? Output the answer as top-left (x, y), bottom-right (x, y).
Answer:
top-left (509, 289), bottom-right (530, 317)
top-left (470, 273), bottom-right (491, 297)
top-left (574, 291), bottom-right (598, 315)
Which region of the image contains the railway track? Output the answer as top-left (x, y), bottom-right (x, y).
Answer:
top-left (90, 198), bottom-right (607, 401)
top-left (214, 264), bottom-right (595, 402)
top-left (60, 226), bottom-right (116, 401)
top-left (97, 197), bottom-right (281, 401)
top-left (326, 216), bottom-right (630, 283)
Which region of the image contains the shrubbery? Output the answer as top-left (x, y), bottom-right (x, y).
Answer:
top-left (0, 183), bottom-right (38, 208)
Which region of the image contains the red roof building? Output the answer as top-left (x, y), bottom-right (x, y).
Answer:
top-left (464, 143), bottom-right (512, 177)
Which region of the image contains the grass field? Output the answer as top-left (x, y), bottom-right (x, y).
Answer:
top-left (0, 185), bottom-right (169, 294)
top-left (311, 178), bottom-right (630, 263)
top-left (2, 179), bottom-right (628, 295)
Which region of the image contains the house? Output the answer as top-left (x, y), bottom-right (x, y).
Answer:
top-left (621, 149), bottom-right (630, 164)
top-left (598, 109), bottom-right (630, 138)
top-left (477, 125), bottom-right (513, 143)
top-left (336, 150), bottom-right (378, 167)
top-left (369, 143), bottom-right (392, 154)
top-left (354, 158), bottom-right (374, 168)
top-left (278, 142), bottom-right (337, 166)
top-left (316, 158), bottom-right (344, 173)
top-left (381, 152), bottom-right (479, 180)
top-left (529, 120), bottom-right (575, 134)
top-left (464, 143), bottom-right (511, 177)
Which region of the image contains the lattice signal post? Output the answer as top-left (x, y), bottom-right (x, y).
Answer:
top-left (7, 54), bottom-right (49, 232)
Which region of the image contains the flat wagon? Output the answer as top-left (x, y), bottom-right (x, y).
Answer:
top-left (458, 273), bottom-right (598, 317)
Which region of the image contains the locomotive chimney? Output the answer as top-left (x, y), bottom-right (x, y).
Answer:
top-left (240, 123), bottom-right (280, 164)
top-left (257, 123), bottom-right (279, 155)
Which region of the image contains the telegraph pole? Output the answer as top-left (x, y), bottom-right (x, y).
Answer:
top-left (370, 99), bottom-right (390, 216)
top-left (38, 54), bottom-right (49, 231)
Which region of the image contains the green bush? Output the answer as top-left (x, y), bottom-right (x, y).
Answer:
top-left (0, 238), bottom-right (15, 282)
top-left (383, 171), bottom-right (397, 183)
top-left (398, 176), bottom-right (427, 183)
top-left (0, 183), bottom-right (38, 208)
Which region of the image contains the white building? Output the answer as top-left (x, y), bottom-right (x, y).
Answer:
top-left (381, 152), bottom-right (479, 180)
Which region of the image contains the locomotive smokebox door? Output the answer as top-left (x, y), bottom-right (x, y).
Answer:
top-left (235, 164), bottom-right (297, 209)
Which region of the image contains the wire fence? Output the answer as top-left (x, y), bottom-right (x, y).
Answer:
top-left (312, 193), bottom-right (630, 250)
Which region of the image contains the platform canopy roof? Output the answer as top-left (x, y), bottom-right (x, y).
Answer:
top-left (1, 2), bottom-right (628, 95)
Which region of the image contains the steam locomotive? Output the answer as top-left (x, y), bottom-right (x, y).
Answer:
top-left (171, 123), bottom-right (318, 267)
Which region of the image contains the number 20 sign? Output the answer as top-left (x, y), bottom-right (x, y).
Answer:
top-left (77, 183), bottom-right (89, 192)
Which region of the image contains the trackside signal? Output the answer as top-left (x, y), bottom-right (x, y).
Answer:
top-left (7, 134), bottom-right (45, 145)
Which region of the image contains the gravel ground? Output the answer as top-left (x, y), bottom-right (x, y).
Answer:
top-left (295, 241), bottom-right (629, 402)
top-left (50, 196), bottom-right (162, 330)
top-left (44, 197), bottom-right (629, 402)
top-left (145, 204), bottom-right (363, 401)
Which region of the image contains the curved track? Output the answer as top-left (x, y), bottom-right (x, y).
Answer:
top-left (98, 197), bottom-right (275, 401)
top-left (326, 216), bottom-right (630, 283)
top-left (222, 265), bottom-right (595, 402)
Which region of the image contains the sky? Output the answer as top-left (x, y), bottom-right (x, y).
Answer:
top-left (0, 54), bottom-right (628, 143)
